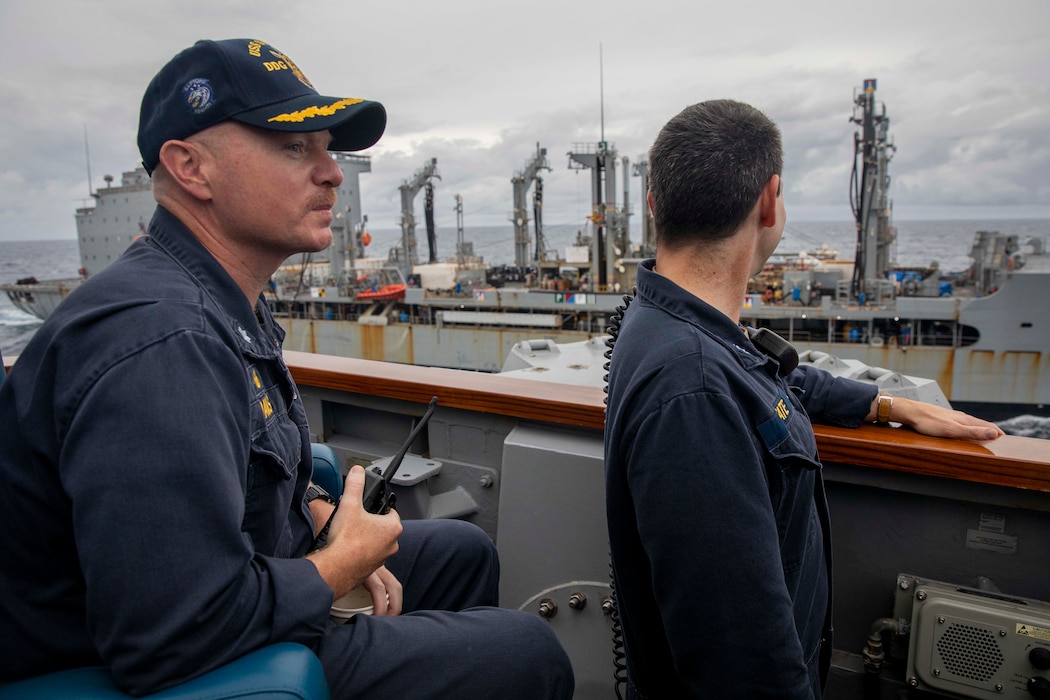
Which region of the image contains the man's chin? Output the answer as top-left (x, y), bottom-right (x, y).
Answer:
top-left (306, 230), bottom-right (334, 254)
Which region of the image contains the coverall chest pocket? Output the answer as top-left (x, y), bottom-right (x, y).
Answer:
top-left (245, 364), bottom-right (303, 552)
top-left (757, 391), bottom-right (822, 539)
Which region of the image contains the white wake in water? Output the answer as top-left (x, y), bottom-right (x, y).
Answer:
top-left (0, 308), bottom-right (43, 328)
top-left (996, 415), bottom-right (1050, 440)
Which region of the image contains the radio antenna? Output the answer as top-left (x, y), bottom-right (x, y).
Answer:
top-left (599, 43), bottom-right (605, 143)
top-left (83, 125), bottom-right (94, 197)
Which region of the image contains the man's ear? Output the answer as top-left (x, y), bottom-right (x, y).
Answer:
top-left (647, 189), bottom-right (655, 216)
top-left (757, 174), bottom-right (780, 228)
top-left (156, 140), bottom-right (213, 201)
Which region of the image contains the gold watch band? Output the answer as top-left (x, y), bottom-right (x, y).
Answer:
top-left (876, 394), bottom-right (894, 423)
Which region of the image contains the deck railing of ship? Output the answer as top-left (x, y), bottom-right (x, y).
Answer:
top-left (281, 350), bottom-right (1049, 493)
top-left (4, 348), bottom-right (1047, 493)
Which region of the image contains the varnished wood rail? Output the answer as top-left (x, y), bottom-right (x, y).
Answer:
top-left (5, 351), bottom-right (1047, 493)
top-left (283, 351), bottom-right (1050, 494)
top-left (283, 350), bottom-right (608, 431)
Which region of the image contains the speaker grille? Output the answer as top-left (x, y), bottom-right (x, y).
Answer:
top-left (936, 622), bottom-right (1004, 681)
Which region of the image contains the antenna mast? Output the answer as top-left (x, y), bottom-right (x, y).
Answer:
top-left (599, 44), bottom-right (605, 143)
top-left (83, 125), bottom-right (94, 197)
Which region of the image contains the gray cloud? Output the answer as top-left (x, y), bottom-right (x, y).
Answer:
top-left (1, 0), bottom-right (1047, 243)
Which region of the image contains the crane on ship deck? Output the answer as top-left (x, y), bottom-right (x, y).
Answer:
top-left (395, 158), bottom-right (441, 279)
top-left (510, 143), bottom-right (552, 267)
top-left (849, 78), bottom-right (897, 302)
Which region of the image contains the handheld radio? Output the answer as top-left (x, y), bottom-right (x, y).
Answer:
top-left (312, 396), bottom-right (439, 549)
top-left (361, 396), bottom-right (439, 514)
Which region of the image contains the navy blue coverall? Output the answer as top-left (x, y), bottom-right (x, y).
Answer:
top-left (605, 260), bottom-right (877, 699)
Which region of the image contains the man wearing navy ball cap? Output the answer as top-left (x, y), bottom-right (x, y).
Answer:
top-left (0, 38), bottom-right (573, 699)
top-left (136, 38), bottom-right (389, 174)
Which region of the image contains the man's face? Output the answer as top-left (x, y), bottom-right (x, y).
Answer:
top-left (195, 122), bottom-right (344, 267)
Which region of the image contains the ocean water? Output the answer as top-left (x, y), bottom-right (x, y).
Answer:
top-left (3, 220), bottom-right (1049, 438)
top-left (0, 238), bottom-right (81, 359)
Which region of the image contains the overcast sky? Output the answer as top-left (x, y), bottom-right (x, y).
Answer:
top-left (1, 0), bottom-right (1047, 243)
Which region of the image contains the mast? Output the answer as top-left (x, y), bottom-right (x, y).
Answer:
top-left (454, 195), bottom-right (465, 267)
top-left (83, 126), bottom-right (94, 197)
top-left (424, 182), bottom-right (438, 264)
top-left (633, 158), bottom-right (656, 257)
top-left (849, 78), bottom-right (896, 300)
top-left (396, 158), bottom-right (440, 278)
top-left (533, 177), bottom-right (545, 262)
top-left (510, 143), bottom-right (551, 266)
top-left (568, 142), bottom-right (614, 289)
top-left (565, 44), bottom-right (628, 291)
top-left (599, 43), bottom-right (605, 144)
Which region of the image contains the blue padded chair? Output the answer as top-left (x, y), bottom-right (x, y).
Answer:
top-left (310, 443), bottom-right (343, 500)
top-left (0, 434), bottom-right (339, 699)
top-left (0, 643), bottom-right (328, 699)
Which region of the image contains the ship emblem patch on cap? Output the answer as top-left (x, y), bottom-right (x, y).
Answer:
top-left (269, 48), bottom-right (313, 89)
top-left (182, 78), bottom-right (214, 115)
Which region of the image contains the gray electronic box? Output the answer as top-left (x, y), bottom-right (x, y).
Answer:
top-left (896, 575), bottom-right (1050, 698)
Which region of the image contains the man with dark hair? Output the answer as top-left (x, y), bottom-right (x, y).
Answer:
top-left (603, 99), bottom-right (1002, 698)
top-left (648, 99), bottom-right (785, 245)
top-left (0, 38), bottom-right (573, 699)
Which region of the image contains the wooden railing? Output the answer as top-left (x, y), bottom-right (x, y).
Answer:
top-left (284, 350), bottom-right (607, 431)
top-left (283, 350), bottom-right (1050, 494)
top-left (6, 350), bottom-right (1047, 494)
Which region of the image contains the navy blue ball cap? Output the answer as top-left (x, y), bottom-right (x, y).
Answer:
top-left (137, 38), bottom-right (386, 174)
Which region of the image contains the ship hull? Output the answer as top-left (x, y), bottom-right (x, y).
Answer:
top-left (276, 315), bottom-right (597, 373)
top-left (784, 341), bottom-right (1049, 417)
top-left (2, 278), bottom-right (83, 321)
top-left (274, 310), bottom-right (1049, 420)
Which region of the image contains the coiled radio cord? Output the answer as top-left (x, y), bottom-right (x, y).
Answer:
top-left (604, 288), bottom-right (635, 699)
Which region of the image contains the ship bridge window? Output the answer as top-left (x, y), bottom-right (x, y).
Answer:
top-left (908, 320), bottom-right (980, 347)
top-left (1021, 322), bottom-right (1033, 328)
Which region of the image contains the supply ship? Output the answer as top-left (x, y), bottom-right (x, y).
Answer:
top-left (4, 80), bottom-right (1048, 420)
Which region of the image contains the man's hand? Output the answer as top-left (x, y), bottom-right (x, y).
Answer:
top-left (870, 396), bottom-right (1005, 442)
top-left (306, 465), bottom-right (403, 599)
top-left (361, 565), bottom-right (403, 616)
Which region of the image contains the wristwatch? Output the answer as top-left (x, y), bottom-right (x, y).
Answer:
top-left (876, 393), bottom-right (894, 424)
top-left (305, 483), bottom-right (337, 505)
top-left (307, 484), bottom-right (338, 551)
